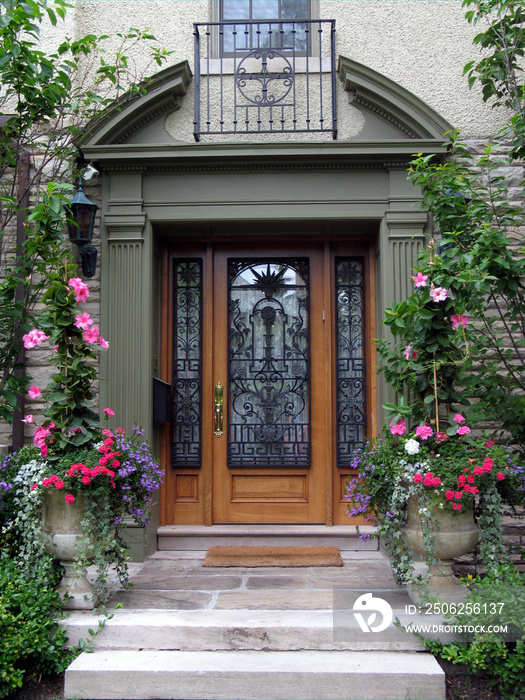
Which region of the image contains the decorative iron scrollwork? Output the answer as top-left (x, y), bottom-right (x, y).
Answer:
top-left (335, 257), bottom-right (366, 467)
top-left (236, 49), bottom-right (294, 107)
top-left (228, 259), bottom-right (310, 467)
top-left (172, 259), bottom-right (202, 468)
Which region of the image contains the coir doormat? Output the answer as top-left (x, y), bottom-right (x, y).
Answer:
top-left (202, 545), bottom-right (343, 567)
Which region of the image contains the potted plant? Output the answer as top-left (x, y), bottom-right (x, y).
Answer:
top-left (348, 266), bottom-right (525, 591)
top-left (347, 414), bottom-right (523, 589)
top-left (2, 259), bottom-right (163, 608)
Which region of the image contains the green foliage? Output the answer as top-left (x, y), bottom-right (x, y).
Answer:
top-left (423, 564), bottom-right (525, 699)
top-left (0, 0), bottom-right (171, 424)
top-left (0, 555), bottom-right (70, 698)
top-left (463, 0), bottom-right (525, 160)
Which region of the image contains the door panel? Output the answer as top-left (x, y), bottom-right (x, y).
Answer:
top-left (161, 238), bottom-right (374, 525)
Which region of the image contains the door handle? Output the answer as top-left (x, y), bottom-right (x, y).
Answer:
top-left (214, 381), bottom-right (224, 437)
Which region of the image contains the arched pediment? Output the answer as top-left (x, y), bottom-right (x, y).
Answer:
top-left (338, 56), bottom-right (453, 141)
top-left (81, 61), bottom-right (192, 147)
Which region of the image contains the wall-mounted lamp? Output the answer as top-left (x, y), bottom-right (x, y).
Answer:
top-left (66, 184), bottom-right (99, 278)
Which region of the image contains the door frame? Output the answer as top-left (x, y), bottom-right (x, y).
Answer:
top-left (159, 233), bottom-right (377, 526)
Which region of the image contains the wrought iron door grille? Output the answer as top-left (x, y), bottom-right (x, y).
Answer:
top-left (335, 257), bottom-right (366, 466)
top-left (193, 20), bottom-right (337, 140)
top-left (228, 259), bottom-right (311, 467)
top-left (172, 259), bottom-right (202, 468)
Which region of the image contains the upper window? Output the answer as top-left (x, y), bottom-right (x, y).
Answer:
top-left (219, 0), bottom-right (311, 53)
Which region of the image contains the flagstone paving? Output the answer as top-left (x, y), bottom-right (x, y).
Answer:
top-left (109, 550), bottom-right (401, 611)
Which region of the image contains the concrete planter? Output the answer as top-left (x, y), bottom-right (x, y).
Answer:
top-left (403, 493), bottom-right (479, 589)
top-left (42, 489), bottom-right (96, 609)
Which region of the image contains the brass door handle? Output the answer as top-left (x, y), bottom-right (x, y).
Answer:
top-left (214, 381), bottom-right (223, 437)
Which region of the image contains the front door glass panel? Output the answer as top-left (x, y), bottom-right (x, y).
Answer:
top-left (227, 258), bottom-right (310, 467)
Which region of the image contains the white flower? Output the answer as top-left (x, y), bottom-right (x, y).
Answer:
top-left (404, 438), bottom-right (420, 455)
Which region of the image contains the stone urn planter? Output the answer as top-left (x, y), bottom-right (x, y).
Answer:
top-left (42, 490), bottom-right (96, 609)
top-left (403, 493), bottom-right (480, 593)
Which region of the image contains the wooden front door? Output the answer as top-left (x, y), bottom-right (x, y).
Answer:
top-left (161, 239), bottom-right (374, 525)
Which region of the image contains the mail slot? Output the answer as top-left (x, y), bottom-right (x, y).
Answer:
top-left (153, 378), bottom-right (171, 424)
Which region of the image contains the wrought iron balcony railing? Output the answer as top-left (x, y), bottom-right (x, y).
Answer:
top-left (193, 20), bottom-right (337, 141)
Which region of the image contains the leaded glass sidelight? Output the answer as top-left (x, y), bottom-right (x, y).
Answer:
top-left (336, 257), bottom-right (366, 467)
top-left (172, 259), bottom-right (202, 468)
top-left (228, 259), bottom-right (310, 467)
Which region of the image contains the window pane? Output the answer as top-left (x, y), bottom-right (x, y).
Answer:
top-left (281, 0), bottom-right (309, 19)
top-left (252, 0), bottom-right (279, 19)
top-left (222, 0), bottom-right (250, 19)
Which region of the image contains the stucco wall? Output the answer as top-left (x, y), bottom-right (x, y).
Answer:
top-left (72, 0), bottom-right (506, 139)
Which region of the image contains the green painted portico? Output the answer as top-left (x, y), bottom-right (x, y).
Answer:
top-left (80, 56), bottom-right (452, 554)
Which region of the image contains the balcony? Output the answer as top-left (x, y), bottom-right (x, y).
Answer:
top-left (193, 19), bottom-right (337, 141)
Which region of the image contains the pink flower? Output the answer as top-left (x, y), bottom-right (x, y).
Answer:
top-left (457, 426), bottom-right (471, 435)
top-left (55, 480), bottom-right (65, 489)
top-left (473, 466), bottom-right (483, 475)
top-left (457, 475), bottom-right (466, 485)
top-left (21, 414), bottom-right (33, 424)
top-left (413, 473), bottom-right (423, 483)
top-left (68, 277), bottom-right (89, 303)
top-left (445, 490), bottom-right (455, 500)
top-left (81, 476), bottom-right (91, 485)
top-left (404, 345), bottom-right (412, 361)
top-left (75, 312), bottom-right (93, 330)
top-left (412, 272), bottom-right (428, 288)
top-left (98, 336), bottom-right (109, 350)
top-left (65, 494), bottom-right (75, 504)
top-left (451, 314), bottom-right (469, 330)
top-left (453, 502), bottom-right (462, 510)
top-left (470, 486), bottom-right (479, 494)
top-left (483, 458), bottom-right (493, 472)
top-left (42, 477), bottom-right (52, 487)
top-left (467, 474), bottom-right (475, 483)
top-left (22, 329), bottom-right (48, 349)
top-left (453, 414), bottom-right (465, 423)
top-left (103, 408), bottom-right (115, 417)
top-left (431, 476), bottom-right (441, 487)
top-left (485, 439), bottom-right (495, 447)
top-left (423, 472), bottom-right (434, 486)
top-left (415, 424), bottom-right (433, 440)
top-left (429, 287), bottom-right (448, 302)
top-left (436, 432), bottom-right (449, 443)
top-left (28, 385), bottom-right (41, 399)
top-left (83, 325), bottom-right (100, 344)
top-left (496, 472), bottom-right (505, 481)
top-left (463, 484), bottom-right (471, 493)
top-left (455, 491), bottom-right (463, 499)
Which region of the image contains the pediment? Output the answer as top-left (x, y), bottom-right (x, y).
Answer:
top-left (80, 61), bottom-right (192, 147)
top-left (338, 56), bottom-right (453, 141)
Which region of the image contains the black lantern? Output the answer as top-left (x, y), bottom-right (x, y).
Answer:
top-left (67, 184), bottom-right (98, 278)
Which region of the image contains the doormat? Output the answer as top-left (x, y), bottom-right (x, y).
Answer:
top-left (202, 545), bottom-right (343, 567)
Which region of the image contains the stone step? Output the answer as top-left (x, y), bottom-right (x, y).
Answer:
top-left (64, 649), bottom-right (446, 700)
top-left (157, 524), bottom-right (378, 551)
top-left (63, 607), bottom-right (427, 652)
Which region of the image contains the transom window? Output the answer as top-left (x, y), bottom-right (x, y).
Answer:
top-left (219, 0), bottom-right (311, 53)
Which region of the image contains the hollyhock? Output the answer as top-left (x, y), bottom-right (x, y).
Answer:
top-left (68, 277), bottom-right (89, 303)
top-left (412, 272), bottom-right (428, 287)
top-left (415, 424), bottom-right (433, 440)
top-left (429, 287), bottom-right (447, 302)
top-left (451, 314), bottom-right (469, 330)
top-left (390, 419), bottom-right (406, 435)
top-left (75, 312), bottom-right (93, 330)
top-left (457, 426), bottom-right (471, 435)
top-left (28, 385), bottom-right (41, 399)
